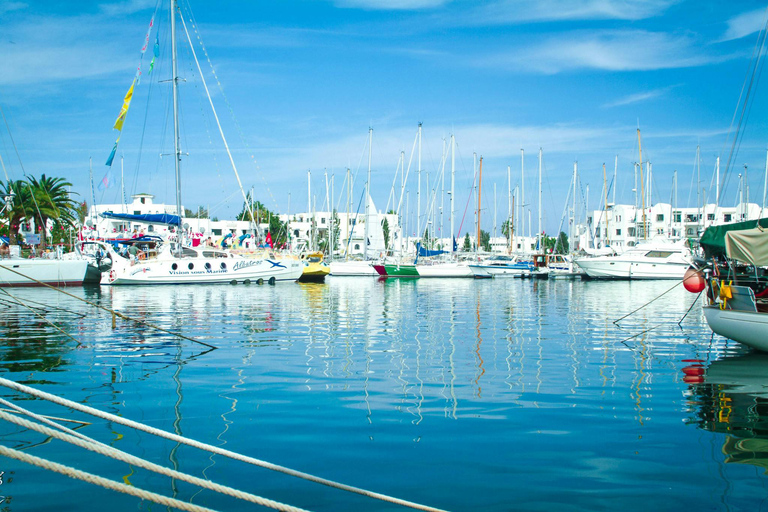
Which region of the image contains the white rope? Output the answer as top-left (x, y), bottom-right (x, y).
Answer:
top-left (0, 445), bottom-right (216, 512)
top-left (0, 410), bottom-right (307, 512)
top-left (0, 378), bottom-right (446, 512)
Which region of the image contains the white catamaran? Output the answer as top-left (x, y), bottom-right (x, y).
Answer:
top-left (99, 0), bottom-right (301, 285)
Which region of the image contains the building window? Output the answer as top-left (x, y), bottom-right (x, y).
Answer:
top-left (656, 214), bottom-right (664, 222)
top-left (140, 197), bottom-right (146, 204)
top-left (724, 214), bottom-right (732, 222)
top-left (354, 244), bottom-right (360, 250)
top-left (616, 229), bottom-right (621, 236)
top-left (294, 229), bottom-right (300, 237)
top-left (707, 214), bottom-right (715, 220)
top-left (616, 215), bottom-right (621, 222)
top-left (134, 211), bottom-right (141, 215)
top-left (628, 227), bottom-right (636, 237)
top-left (673, 212), bottom-right (681, 222)
top-left (321, 217), bottom-right (326, 224)
top-left (212, 229), bottom-right (222, 236)
top-left (148, 225), bottom-right (154, 232)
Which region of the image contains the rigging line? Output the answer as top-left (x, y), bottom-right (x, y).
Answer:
top-left (0, 446), bottom-right (216, 512)
top-left (0, 291), bottom-right (87, 318)
top-left (178, 11), bottom-right (255, 227)
top-left (0, 377), bottom-right (448, 512)
top-left (677, 291), bottom-right (701, 326)
top-left (0, 411), bottom-right (307, 511)
top-left (719, 11), bottom-right (768, 203)
top-left (0, 103), bottom-right (26, 177)
top-left (0, 264), bottom-right (216, 349)
top-left (183, 2), bottom-right (282, 215)
top-left (0, 288), bottom-right (82, 346)
top-left (613, 278), bottom-right (686, 324)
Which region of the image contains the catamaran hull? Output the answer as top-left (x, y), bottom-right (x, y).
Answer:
top-left (704, 305), bottom-right (768, 352)
top-left (104, 258), bottom-right (302, 285)
top-left (575, 258), bottom-right (690, 279)
top-left (0, 259), bottom-right (97, 287)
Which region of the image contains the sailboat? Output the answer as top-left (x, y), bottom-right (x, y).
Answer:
top-left (99, 0), bottom-right (301, 285)
top-left (329, 129), bottom-right (381, 277)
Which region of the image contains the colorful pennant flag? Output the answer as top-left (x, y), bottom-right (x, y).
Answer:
top-left (98, 169), bottom-right (113, 191)
top-left (113, 79), bottom-right (135, 131)
top-left (105, 136), bottom-right (120, 167)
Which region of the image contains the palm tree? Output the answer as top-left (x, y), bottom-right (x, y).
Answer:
top-left (1, 179), bottom-right (33, 245)
top-left (26, 174), bottom-right (79, 246)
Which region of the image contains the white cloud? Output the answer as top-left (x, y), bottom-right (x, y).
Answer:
top-left (483, 30), bottom-right (716, 74)
top-left (454, 0), bottom-right (676, 25)
top-left (98, 0), bottom-right (156, 16)
top-left (0, 1), bottom-right (26, 15)
top-left (721, 7), bottom-right (768, 42)
top-left (602, 86), bottom-right (678, 108)
top-left (334, 0), bottom-right (450, 10)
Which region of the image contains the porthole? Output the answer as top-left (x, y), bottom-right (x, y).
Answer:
top-left (171, 263), bottom-right (178, 270)
top-left (220, 262), bottom-right (227, 270)
top-left (205, 262), bottom-right (211, 270)
top-left (188, 263), bottom-right (194, 270)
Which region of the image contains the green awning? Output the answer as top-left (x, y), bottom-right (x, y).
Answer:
top-left (699, 217), bottom-right (768, 259)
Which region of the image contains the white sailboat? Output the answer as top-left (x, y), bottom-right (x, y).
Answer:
top-left (100, 0), bottom-right (301, 285)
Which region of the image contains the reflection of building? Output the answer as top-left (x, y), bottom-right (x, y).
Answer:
top-left (582, 202), bottom-right (767, 252)
top-left (685, 354), bottom-right (768, 474)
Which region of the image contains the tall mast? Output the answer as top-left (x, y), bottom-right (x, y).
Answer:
top-left (477, 156), bottom-right (483, 252)
top-left (364, 127), bottom-right (372, 260)
top-left (507, 164), bottom-right (511, 253)
top-left (521, 149), bottom-right (525, 238)
top-left (417, 122), bottom-right (422, 241)
top-left (696, 145), bottom-right (701, 234)
top-left (538, 147), bottom-right (542, 251)
top-left (88, 157), bottom-right (96, 228)
top-left (571, 161), bottom-right (577, 253)
top-left (171, 0), bottom-right (182, 235)
top-left (450, 134), bottom-right (455, 253)
top-left (613, 155), bottom-right (617, 206)
top-left (346, 167), bottom-right (351, 260)
top-left (637, 129), bottom-right (646, 241)
top-left (307, 170), bottom-right (311, 251)
top-left (120, 155), bottom-right (126, 213)
top-left (603, 163), bottom-right (609, 247)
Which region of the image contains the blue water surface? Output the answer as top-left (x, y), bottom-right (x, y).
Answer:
top-left (0, 277), bottom-right (765, 511)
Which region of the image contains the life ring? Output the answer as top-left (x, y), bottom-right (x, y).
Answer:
top-left (109, 269), bottom-right (117, 282)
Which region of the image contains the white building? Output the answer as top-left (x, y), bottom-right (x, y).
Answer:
top-left (582, 202), bottom-right (768, 251)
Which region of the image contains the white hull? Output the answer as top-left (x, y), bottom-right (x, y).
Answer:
top-left (329, 260), bottom-right (378, 276)
top-left (102, 244), bottom-right (302, 285)
top-left (416, 262), bottom-right (473, 278)
top-left (468, 264), bottom-right (532, 278)
top-left (704, 305), bottom-right (768, 352)
top-left (575, 258), bottom-right (690, 279)
top-left (0, 259), bottom-right (98, 287)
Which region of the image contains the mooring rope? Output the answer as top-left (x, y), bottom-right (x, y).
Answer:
top-left (0, 446), bottom-right (216, 512)
top-left (0, 378), bottom-right (447, 512)
top-left (0, 264), bottom-right (216, 349)
top-left (0, 410), bottom-right (307, 512)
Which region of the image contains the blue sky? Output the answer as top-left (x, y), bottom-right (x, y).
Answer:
top-left (1, 0), bottom-right (767, 237)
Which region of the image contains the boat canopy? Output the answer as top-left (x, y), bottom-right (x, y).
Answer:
top-left (725, 226), bottom-right (768, 267)
top-left (100, 211), bottom-right (181, 226)
top-left (416, 242), bottom-right (447, 258)
top-left (699, 218), bottom-right (768, 259)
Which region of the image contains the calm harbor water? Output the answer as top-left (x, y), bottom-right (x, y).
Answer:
top-left (0, 277), bottom-right (765, 511)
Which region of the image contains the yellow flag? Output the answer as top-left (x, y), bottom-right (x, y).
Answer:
top-left (113, 79), bottom-right (136, 131)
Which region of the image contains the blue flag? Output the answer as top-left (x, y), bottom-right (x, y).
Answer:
top-left (98, 169), bottom-right (113, 191)
top-left (105, 138), bottom-right (119, 167)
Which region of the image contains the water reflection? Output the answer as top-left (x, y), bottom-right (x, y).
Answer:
top-left (685, 352), bottom-right (768, 473)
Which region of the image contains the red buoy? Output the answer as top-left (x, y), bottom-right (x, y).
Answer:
top-left (683, 267), bottom-right (705, 293)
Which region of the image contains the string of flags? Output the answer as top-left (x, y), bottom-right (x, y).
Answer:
top-left (104, 12), bottom-right (159, 173)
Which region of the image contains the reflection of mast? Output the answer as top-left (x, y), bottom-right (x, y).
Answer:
top-left (474, 288), bottom-right (485, 397)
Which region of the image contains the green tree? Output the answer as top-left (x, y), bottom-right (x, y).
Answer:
top-left (479, 229), bottom-right (491, 252)
top-left (26, 175), bottom-right (79, 246)
top-left (554, 231), bottom-right (569, 254)
top-left (1, 180), bottom-right (33, 245)
top-left (184, 206), bottom-right (208, 219)
top-left (501, 219), bottom-right (513, 240)
top-left (462, 232), bottom-right (471, 251)
top-left (382, 217), bottom-right (390, 251)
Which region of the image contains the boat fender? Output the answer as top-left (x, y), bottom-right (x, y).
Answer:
top-left (257, 278), bottom-right (264, 285)
top-left (683, 268), bottom-right (705, 294)
top-left (268, 277), bottom-right (276, 285)
top-left (719, 281), bottom-right (733, 310)
top-left (109, 269), bottom-right (117, 282)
